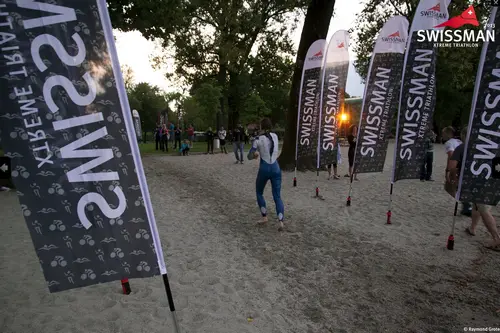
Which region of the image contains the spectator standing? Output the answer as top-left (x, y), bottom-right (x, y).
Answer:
top-left (169, 122), bottom-right (175, 144)
top-left (174, 126), bottom-right (182, 149)
top-left (233, 122), bottom-right (245, 164)
top-left (154, 124), bottom-right (162, 151)
top-left (187, 124), bottom-right (195, 148)
top-left (218, 127), bottom-right (228, 154)
top-left (206, 127), bottom-right (215, 154)
top-left (161, 124), bottom-right (169, 152)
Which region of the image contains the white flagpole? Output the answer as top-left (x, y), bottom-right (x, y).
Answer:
top-left (97, 0), bottom-right (181, 331)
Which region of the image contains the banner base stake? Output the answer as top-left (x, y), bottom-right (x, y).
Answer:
top-left (447, 235), bottom-right (454, 250)
top-left (386, 210), bottom-right (392, 224)
top-left (346, 196), bottom-right (351, 206)
top-left (293, 177), bottom-right (297, 187)
top-left (121, 279), bottom-right (131, 295)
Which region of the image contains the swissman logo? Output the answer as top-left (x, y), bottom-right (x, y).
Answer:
top-left (381, 31), bottom-right (406, 43)
top-left (308, 50), bottom-right (323, 61)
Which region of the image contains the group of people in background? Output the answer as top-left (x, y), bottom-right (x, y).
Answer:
top-left (155, 123), bottom-right (195, 155)
top-left (204, 123), bottom-right (249, 163)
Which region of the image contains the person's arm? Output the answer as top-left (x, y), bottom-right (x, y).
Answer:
top-left (247, 138), bottom-right (259, 160)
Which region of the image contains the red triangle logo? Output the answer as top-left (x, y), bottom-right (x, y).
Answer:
top-left (388, 31), bottom-right (400, 38)
top-left (434, 5), bottom-right (479, 28)
top-left (337, 42), bottom-right (344, 48)
top-left (428, 3), bottom-right (440, 11)
top-left (313, 50), bottom-right (322, 57)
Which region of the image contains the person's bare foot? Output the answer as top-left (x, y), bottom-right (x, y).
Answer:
top-left (484, 239), bottom-right (500, 251)
top-left (277, 221), bottom-right (284, 232)
top-left (257, 216), bottom-right (268, 225)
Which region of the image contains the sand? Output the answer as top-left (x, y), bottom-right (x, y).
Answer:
top-left (1, 142), bottom-right (499, 333)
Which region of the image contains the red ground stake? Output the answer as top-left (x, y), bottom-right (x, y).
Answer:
top-left (447, 235), bottom-right (454, 250)
top-left (293, 177), bottom-right (297, 187)
top-left (315, 187), bottom-right (319, 197)
top-left (346, 196), bottom-right (351, 206)
top-left (386, 210), bottom-right (392, 224)
top-left (121, 279), bottom-right (131, 295)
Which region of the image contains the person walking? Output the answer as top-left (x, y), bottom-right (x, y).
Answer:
top-left (218, 126), bottom-right (228, 154)
top-left (233, 122), bottom-right (245, 164)
top-left (420, 128), bottom-right (436, 181)
top-left (447, 126), bottom-right (500, 251)
top-left (442, 126), bottom-right (470, 216)
top-left (206, 127), bottom-right (215, 154)
top-left (247, 118), bottom-right (285, 231)
top-left (174, 126), bottom-right (182, 149)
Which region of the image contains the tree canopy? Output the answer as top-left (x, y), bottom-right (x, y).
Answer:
top-left (108, 0), bottom-right (305, 130)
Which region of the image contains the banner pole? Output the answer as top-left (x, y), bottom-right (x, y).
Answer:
top-left (98, 2), bottom-right (181, 332)
top-left (387, 183), bottom-right (394, 224)
top-left (315, 169), bottom-right (319, 197)
top-left (446, 202), bottom-right (459, 250)
top-left (293, 166), bottom-right (297, 187)
top-left (162, 273), bottom-right (182, 333)
top-left (346, 175), bottom-right (353, 206)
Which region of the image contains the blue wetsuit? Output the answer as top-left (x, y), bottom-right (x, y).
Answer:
top-left (248, 132), bottom-right (284, 222)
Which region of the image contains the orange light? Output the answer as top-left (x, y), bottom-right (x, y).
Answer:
top-left (340, 113), bottom-right (347, 121)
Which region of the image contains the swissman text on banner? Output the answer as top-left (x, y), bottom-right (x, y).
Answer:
top-left (457, 7), bottom-right (500, 207)
top-left (317, 30), bottom-right (349, 168)
top-left (354, 16), bottom-right (408, 174)
top-left (392, 0), bottom-right (451, 182)
top-left (295, 39), bottom-right (325, 169)
top-left (0, 0), bottom-right (166, 292)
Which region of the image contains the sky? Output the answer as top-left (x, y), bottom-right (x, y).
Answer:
top-left (114, 0), bottom-right (366, 97)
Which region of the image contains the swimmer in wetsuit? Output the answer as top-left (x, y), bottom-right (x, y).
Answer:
top-left (247, 118), bottom-right (285, 231)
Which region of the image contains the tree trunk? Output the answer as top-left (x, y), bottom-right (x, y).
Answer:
top-left (278, 0), bottom-right (336, 171)
top-left (217, 62), bottom-right (227, 131)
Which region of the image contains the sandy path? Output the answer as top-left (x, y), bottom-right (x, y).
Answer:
top-left (1, 142), bottom-right (499, 333)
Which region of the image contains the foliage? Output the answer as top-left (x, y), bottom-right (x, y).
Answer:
top-left (127, 82), bottom-right (168, 131)
top-left (108, 0), bottom-right (306, 128)
top-left (352, 0), bottom-right (489, 130)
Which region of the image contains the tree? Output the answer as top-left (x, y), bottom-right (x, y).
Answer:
top-left (352, 0), bottom-right (489, 131)
top-left (107, 0), bottom-right (307, 129)
top-left (241, 92), bottom-right (271, 125)
top-left (278, 0), bottom-right (337, 170)
top-left (121, 64), bottom-right (135, 92)
top-left (128, 82), bottom-right (168, 131)
top-left (192, 82), bottom-right (222, 128)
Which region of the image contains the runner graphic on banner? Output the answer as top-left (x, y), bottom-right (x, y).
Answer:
top-left (457, 7), bottom-right (500, 207)
top-left (295, 39), bottom-right (325, 170)
top-left (317, 30), bottom-right (350, 168)
top-left (354, 16), bottom-right (408, 174)
top-left (0, 0), bottom-right (167, 293)
top-left (392, 0), bottom-right (451, 182)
